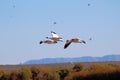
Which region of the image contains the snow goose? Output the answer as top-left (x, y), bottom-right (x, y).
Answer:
top-left (46, 31), bottom-right (63, 42)
top-left (64, 38), bottom-right (86, 49)
top-left (40, 39), bottom-right (57, 44)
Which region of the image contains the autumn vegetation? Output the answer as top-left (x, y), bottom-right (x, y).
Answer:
top-left (0, 63), bottom-right (120, 80)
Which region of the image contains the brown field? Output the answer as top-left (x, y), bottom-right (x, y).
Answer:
top-left (0, 61), bottom-right (120, 71)
top-left (0, 61), bottom-right (120, 80)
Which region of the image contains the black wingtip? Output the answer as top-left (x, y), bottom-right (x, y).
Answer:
top-left (64, 41), bottom-right (71, 49)
top-left (46, 37), bottom-right (49, 39)
top-left (40, 41), bottom-right (43, 44)
top-left (64, 43), bottom-right (67, 49)
top-left (54, 41), bottom-right (57, 43)
top-left (82, 40), bottom-right (86, 44)
top-left (51, 31), bottom-right (56, 34)
top-left (64, 46), bottom-right (67, 49)
top-left (64, 44), bottom-right (70, 49)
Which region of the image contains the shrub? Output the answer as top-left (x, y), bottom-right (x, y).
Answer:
top-left (1, 72), bottom-right (10, 80)
top-left (9, 70), bottom-right (19, 80)
top-left (57, 68), bottom-right (69, 80)
top-left (32, 67), bottom-right (60, 80)
top-left (72, 63), bottom-right (83, 72)
top-left (19, 67), bottom-right (32, 80)
top-left (30, 67), bottom-right (40, 80)
top-left (0, 68), bottom-right (4, 78)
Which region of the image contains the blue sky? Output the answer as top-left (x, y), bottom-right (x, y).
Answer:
top-left (0, 0), bottom-right (120, 64)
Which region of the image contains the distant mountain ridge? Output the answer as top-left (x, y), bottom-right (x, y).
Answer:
top-left (24, 55), bottom-right (120, 64)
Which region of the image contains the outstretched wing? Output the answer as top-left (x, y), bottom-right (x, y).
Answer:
top-left (64, 40), bottom-right (71, 49)
top-left (51, 31), bottom-right (59, 38)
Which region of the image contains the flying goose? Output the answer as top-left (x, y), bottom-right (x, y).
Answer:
top-left (40, 39), bottom-right (57, 44)
top-left (53, 22), bottom-right (57, 24)
top-left (89, 37), bottom-right (92, 40)
top-left (64, 38), bottom-right (86, 49)
top-left (46, 31), bottom-right (63, 42)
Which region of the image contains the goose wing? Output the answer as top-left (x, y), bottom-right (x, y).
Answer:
top-left (64, 40), bottom-right (72, 49)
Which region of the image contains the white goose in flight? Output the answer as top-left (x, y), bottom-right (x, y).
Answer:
top-left (64, 38), bottom-right (86, 49)
top-left (40, 39), bottom-right (57, 44)
top-left (46, 31), bottom-right (63, 42)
